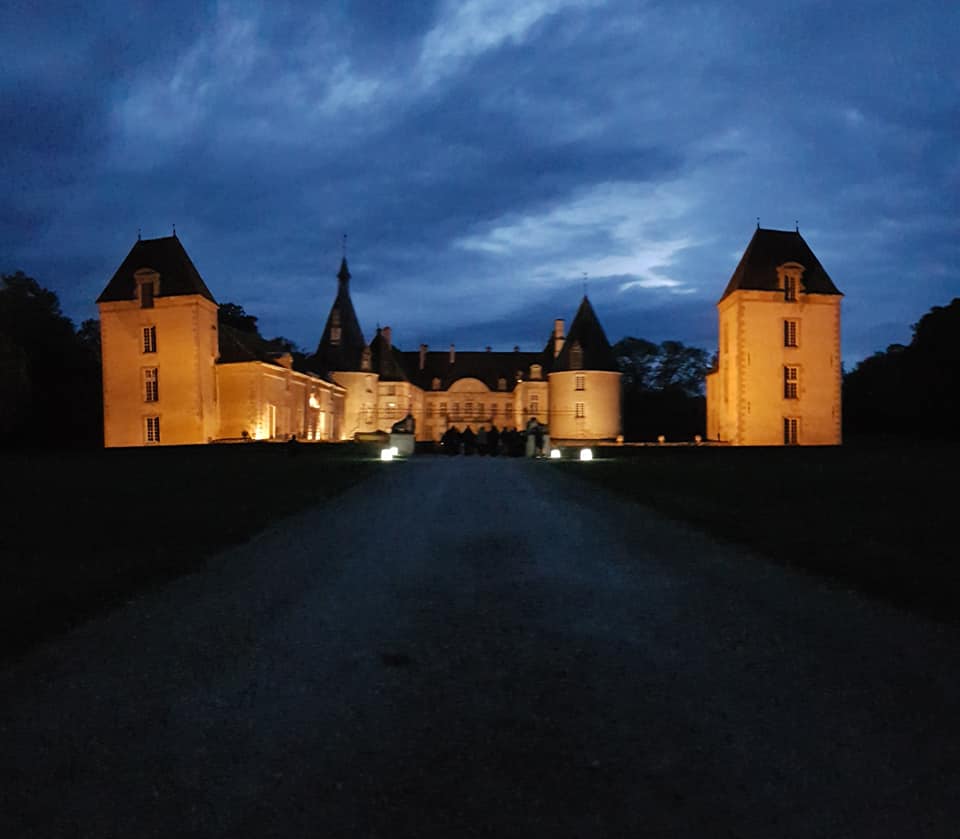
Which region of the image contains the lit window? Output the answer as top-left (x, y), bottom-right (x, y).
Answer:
top-left (575, 402), bottom-right (585, 418)
top-left (783, 417), bottom-right (799, 445)
top-left (784, 320), bottom-right (798, 347)
top-left (569, 341), bottom-right (583, 370)
top-left (432, 377), bottom-right (441, 390)
top-left (439, 401), bottom-right (447, 416)
top-left (498, 377), bottom-right (507, 391)
top-left (465, 401), bottom-right (473, 418)
top-left (490, 404), bottom-right (498, 417)
top-left (784, 366), bottom-right (799, 399)
top-left (144, 368), bottom-right (159, 402)
top-left (386, 401), bottom-right (397, 417)
top-left (530, 364), bottom-right (542, 380)
top-left (575, 374), bottom-right (585, 391)
top-left (143, 325), bottom-right (157, 353)
top-left (386, 385), bottom-right (396, 396)
top-left (145, 415), bottom-right (160, 443)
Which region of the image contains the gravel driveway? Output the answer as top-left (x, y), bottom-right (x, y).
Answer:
top-left (1, 456), bottom-right (958, 837)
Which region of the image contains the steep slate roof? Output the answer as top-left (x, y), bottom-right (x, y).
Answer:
top-left (552, 296), bottom-right (619, 373)
top-left (399, 349), bottom-right (549, 392)
top-left (217, 323), bottom-right (288, 366)
top-left (369, 329), bottom-right (410, 382)
top-left (720, 228), bottom-right (843, 301)
top-left (312, 258), bottom-right (367, 373)
top-left (97, 235), bottom-right (216, 303)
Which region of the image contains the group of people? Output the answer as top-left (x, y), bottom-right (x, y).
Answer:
top-left (439, 421), bottom-right (546, 457)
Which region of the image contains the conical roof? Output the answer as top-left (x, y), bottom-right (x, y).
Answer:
top-left (368, 328), bottom-right (409, 382)
top-left (552, 296), bottom-right (619, 372)
top-left (312, 258), bottom-right (367, 372)
top-left (97, 235), bottom-right (216, 303)
top-left (720, 228), bottom-right (842, 301)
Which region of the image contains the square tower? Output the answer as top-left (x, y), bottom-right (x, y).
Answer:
top-left (706, 228), bottom-right (842, 445)
top-left (97, 235), bottom-right (220, 446)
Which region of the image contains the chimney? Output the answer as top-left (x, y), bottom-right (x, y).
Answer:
top-left (485, 346), bottom-right (491, 353)
top-left (553, 318), bottom-right (566, 358)
top-left (419, 343), bottom-right (428, 370)
top-left (449, 343), bottom-right (456, 364)
top-left (383, 326), bottom-right (392, 347)
top-left (514, 345), bottom-right (519, 353)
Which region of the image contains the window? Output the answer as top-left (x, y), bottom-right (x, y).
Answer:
top-left (784, 275), bottom-right (798, 302)
top-left (432, 377), bottom-right (441, 391)
top-left (386, 385), bottom-right (396, 396)
top-left (386, 401), bottom-right (397, 418)
top-left (783, 366), bottom-right (799, 399)
top-left (426, 403), bottom-right (433, 417)
top-left (575, 402), bottom-right (585, 418)
top-left (490, 404), bottom-right (498, 418)
top-left (361, 348), bottom-right (372, 371)
top-left (506, 402), bottom-right (513, 416)
top-left (439, 401), bottom-right (447, 417)
top-left (569, 341), bottom-right (583, 370)
top-left (364, 404), bottom-right (374, 424)
top-left (144, 416), bottom-right (160, 443)
top-left (465, 401), bottom-right (473, 418)
top-left (783, 417), bottom-right (799, 445)
top-left (142, 325), bottom-right (157, 353)
top-left (452, 402), bottom-right (460, 419)
top-left (530, 394), bottom-right (539, 416)
top-left (477, 402), bottom-right (484, 418)
top-left (144, 368), bottom-right (159, 402)
top-left (575, 374), bottom-right (585, 391)
top-left (498, 377), bottom-right (507, 391)
top-left (530, 364), bottom-right (542, 380)
top-left (330, 309), bottom-right (341, 346)
top-left (784, 320), bottom-right (798, 347)
top-left (139, 281), bottom-right (154, 309)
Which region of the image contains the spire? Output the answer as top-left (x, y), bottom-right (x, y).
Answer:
top-left (337, 257), bottom-right (351, 285)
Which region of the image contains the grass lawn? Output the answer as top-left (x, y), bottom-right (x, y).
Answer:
top-left (0, 442), bottom-right (381, 662)
top-left (552, 439), bottom-right (958, 623)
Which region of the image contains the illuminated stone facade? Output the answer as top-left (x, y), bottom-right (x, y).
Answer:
top-left (97, 236), bottom-right (622, 446)
top-left (706, 228), bottom-right (842, 446)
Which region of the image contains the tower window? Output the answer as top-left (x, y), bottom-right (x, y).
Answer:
top-left (784, 320), bottom-right (798, 347)
top-left (530, 364), bottom-right (542, 380)
top-left (498, 377), bottom-right (507, 391)
top-left (569, 341), bottom-right (583, 370)
top-left (143, 325), bottom-right (157, 353)
top-left (783, 417), bottom-right (799, 445)
top-left (432, 377), bottom-right (441, 390)
top-left (575, 402), bottom-right (585, 418)
top-left (575, 374), bottom-right (585, 391)
top-left (144, 368), bottom-right (159, 402)
top-left (783, 366), bottom-right (799, 399)
top-left (145, 416), bottom-right (160, 443)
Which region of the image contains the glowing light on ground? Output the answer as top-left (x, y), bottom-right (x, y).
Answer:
top-left (550, 448), bottom-right (562, 459)
top-left (380, 449), bottom-right (394, 461)
top-left (579, 448), bottom-right (593, 461)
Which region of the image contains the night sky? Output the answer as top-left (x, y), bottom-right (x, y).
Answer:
top-left (3, 1), bottom-right (957, 364)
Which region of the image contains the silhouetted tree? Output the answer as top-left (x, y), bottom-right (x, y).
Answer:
top-left (218, 302), bottom-right (260, 334)
top-left (844, 297), bottom-right (960, 438)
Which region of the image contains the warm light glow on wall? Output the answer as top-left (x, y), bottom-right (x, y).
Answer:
top-left (309, 394), bottom-right (321, 409)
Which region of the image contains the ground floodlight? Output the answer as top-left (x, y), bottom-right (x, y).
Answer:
top-left (380, 448), bottom-right (394, 461)
top-left (579, 448), bottom-right (593, 461)
top-left (389, 446), bottom-right (399, 457)
top-left (550, 448), bottom-right (562, 459)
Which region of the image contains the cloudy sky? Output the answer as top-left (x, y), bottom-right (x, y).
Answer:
top-left (3, 0), bottom-right (957, 363)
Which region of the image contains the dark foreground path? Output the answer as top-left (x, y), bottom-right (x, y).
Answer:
top-left (2, 457), bottom-right (959, 837)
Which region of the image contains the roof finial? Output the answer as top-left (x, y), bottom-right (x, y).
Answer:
top-left (342, 232), bottom-right (347, 258)
top-left (583, 272), bottom-right (589, 298)
top-left (756, 216), bottom-right (760, 230)
top-left (795, 219), bottom-right (799, 232)
top-left (172, 223), bottom-right (177, 237)
top-left (137, 227), bottom-right (141, 241)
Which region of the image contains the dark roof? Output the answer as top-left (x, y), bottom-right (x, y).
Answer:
top-left (217, 323), bottom-right (289, 367)
top-left (552, 296), bottom-right (619, 373)
top-left (720, 228), bottom-right (843, 301)
top-left (399, 348), bottom-right (548, 392)
top-left (369, 329), bottom-right (409, 382)
top-left (97, 235), bottom-right (216, 303)
top-left (311, 258), bottom-right (367, 373)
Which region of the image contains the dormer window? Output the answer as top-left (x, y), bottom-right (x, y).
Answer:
top-left (530, 364), bottom-right (542, 380)
top-left (361, 347), bottom-right (372, 371)
top-left (777, 263), bottom-right (805, 302)
top-left (432, 377), bottom-right (441, 390)
top-left (330, 309), bottom-right (341, 345)
top-left (569, 341), bottom-right (583, 370)
top-left (498, 377), bottom-right (507, 391)
top-left (135, 269), bottom-right (159, 309)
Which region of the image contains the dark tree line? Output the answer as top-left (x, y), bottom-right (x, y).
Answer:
top-left (843, 298), bottom-right (960, 439)
top-left (0, 272), bottom-right (103, 447)
top-left (613, 337), bottom-right (710, 441)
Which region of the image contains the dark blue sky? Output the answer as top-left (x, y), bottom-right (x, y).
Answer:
top-left (3, 1), bottom-right (957, 363)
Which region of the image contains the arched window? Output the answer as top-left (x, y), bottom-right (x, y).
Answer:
top-left (432, 377), bottom-right (441, 390)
